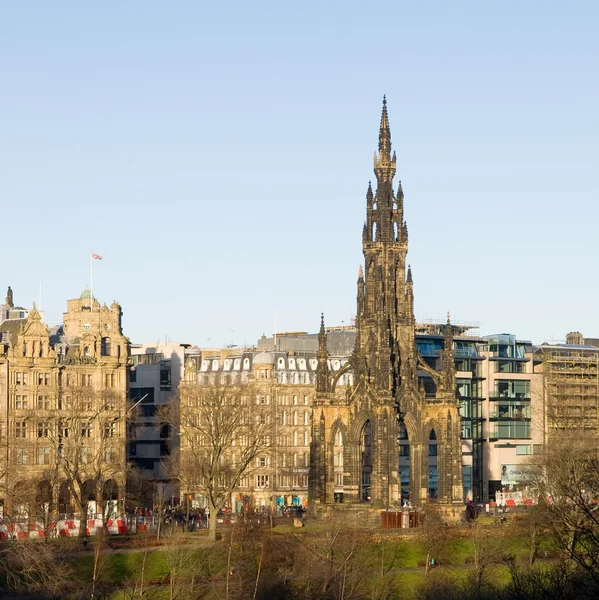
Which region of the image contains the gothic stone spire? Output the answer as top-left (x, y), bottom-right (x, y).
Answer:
top-left (316, 313), bottom-right (331, 393)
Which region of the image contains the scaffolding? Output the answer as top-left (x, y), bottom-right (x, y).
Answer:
top-left (539, 346), bottom-right (599, 433)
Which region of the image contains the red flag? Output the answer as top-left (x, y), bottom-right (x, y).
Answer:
top-left (91, 253), bottom-right (103, 260)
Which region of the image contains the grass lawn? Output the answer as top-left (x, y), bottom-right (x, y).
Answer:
top-left (65, 521), bottom-right (552, 598)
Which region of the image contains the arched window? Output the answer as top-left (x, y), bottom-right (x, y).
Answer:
top-left (303, 430), bottom-right (309, 446)
top-left (293, 411), bottom-right (298, 426)
top-left (303, 412), bottom-right (309, 426)
top-left (83, 346), bottom-right (90, 358)
top-left (293, 431), bottom-right (298, 446)
top-left (361, 421), bottom-right (372, 502)
top-left (282, 411), bottom-right (287, 425)
top-left (428, 429), bottom-right (438, 499)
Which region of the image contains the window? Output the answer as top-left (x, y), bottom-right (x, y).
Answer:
top-left (428, 444), bottom-right (438, 457)
top-left (454, 341), bottom-right (478, 357)
top-left (101, 337), bottom-right (111, 356)
top-left (16, 448), bottom-right (28, 464)
top-left (60, 421), bottom-right (70, 439)
top-left (282, 411), bottom-right (287, 425)
top-left (258, 456), bottom-right (266, 467)
top-left (81, 422), bottom-right (92, 438)
top-left (15, 395), bottom-right (28, 409)
top-left (303, 395), bottom-right (309, 406)
top-left (66, 374), bottom-right (73, 386)
top-left (104, 422), bottom-right (116, 438)
top-left (38, 373), bottom-right (50, 385)
top-left (15, 372), bottom-right (27, 385)
top-left (15, 422), bottom-right (27, 438)
top-left (293, 412), bottom-right (298, 426)
top-left (81, 447), bottom-right (91, 464)
top-left (37, 447), bottom-right (50, 465)
top-left (516, 444), bottom-right (532, 455)
top-left (59, 396), bottom-right (72, 410)
top-left (37, 395), bottom-right (50, 410)
top-left (129, 368), bottom-right (137, 383)
top-left (493, 421), bottom-right (531, 439)
top-left (256, 475), bottom-right (269, 488)
top-left (292, 395), bottom-right (298, 406)
top-left (160, 369), bottom-right (171, 388)
top-left (494, 400), bottom-right (530, 420)
top-left (493, 380), bottom-right (530, 399)
top-left (399, 445), bottom-right (410, 457)
top-left (462, 465), bottom-right (472, 499)
top-left (495, 361), bottom-right (527, 374)
top-left (303, 412), bottom-right (309, 425)
top-left (303, 430), bottom-right (309, 446)
top-left (105, 373), bottom-right (116, 388)
top-left (104, 447), bottom-right (116, 463)
top-left (37, 421), bottom-right (49, 438)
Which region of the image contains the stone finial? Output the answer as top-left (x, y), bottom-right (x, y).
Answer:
top-left (5, 286), bottom-right (13, 308)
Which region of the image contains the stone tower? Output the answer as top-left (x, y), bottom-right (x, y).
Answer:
top-left (309, 99), bottom-right (463, 508)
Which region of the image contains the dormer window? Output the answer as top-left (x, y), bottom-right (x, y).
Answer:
top-left (243, 358), bottom-right (250, 370)
top-left (234, 359), bottom-right (241, 370)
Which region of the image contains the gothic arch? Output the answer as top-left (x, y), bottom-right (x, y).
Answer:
top-left (349, 411), bottom-right (375, 444)
top-left (331, 361), bottom-right (352, 391)
top-left (329, 418), bottom-right (348, 445)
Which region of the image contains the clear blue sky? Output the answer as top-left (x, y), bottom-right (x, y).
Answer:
top-left (2, 1), bottom-right (598, 346)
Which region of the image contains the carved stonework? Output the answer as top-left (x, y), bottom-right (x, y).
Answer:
top-left (309, 99), bottom-right (462, 508)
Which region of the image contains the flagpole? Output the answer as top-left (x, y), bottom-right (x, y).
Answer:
top-left (90, 251), bottom-right (93, 311)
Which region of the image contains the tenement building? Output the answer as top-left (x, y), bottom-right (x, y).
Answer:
top-left (309, 99), bottom-right (463, 508)
top-left (0, 287), bottom-right (130, 522)
top-left (180, 343), bottom-right (354, 511)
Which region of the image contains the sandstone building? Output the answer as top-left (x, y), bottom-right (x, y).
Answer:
top-left (0, 287), bottom-right (130, 523)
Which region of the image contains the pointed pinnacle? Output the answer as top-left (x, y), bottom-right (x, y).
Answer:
top-left (320, 312), bottom-right (326, 334)
top-left (378, 96), bottom-right (391, 160)
top-left (406, 265), bottom-right (413, 283)
top-left (358, 264), bottom-right (364, 279)
top-left (447, 311), bottom-right (451, 324)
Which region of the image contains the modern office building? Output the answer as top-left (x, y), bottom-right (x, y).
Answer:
top-left (128, 341), bottom-right (189, 505)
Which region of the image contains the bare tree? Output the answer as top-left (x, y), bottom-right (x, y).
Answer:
top-left (173, 383), bottom-right (274, 542)
top-left (0, 537), bottom-right (77, 596)
top-left (13, 386), bottom-right (129, 536)
top-left (418, 503), bottom-right (450, 573)
top-left (532, 431), bottom-right (599, 586)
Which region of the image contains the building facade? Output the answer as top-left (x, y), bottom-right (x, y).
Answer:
top-left (129, 341), bottom-right (188, 505)
top-left (0, 287), bottom-right (130, 522)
